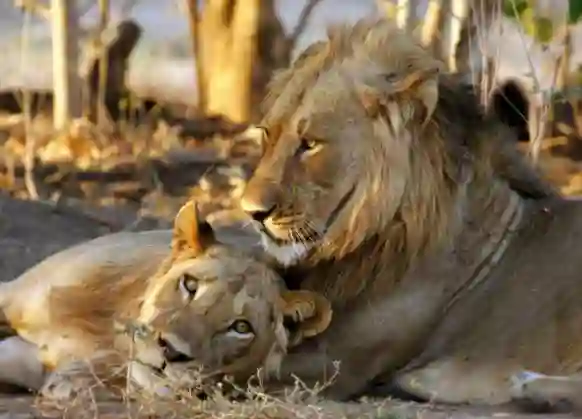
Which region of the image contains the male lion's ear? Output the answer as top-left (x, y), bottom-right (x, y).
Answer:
top-left (279, 290), bottom-right (332, 347)
top-left (358, 65), bottom-right (441, 127)
top-left (172, 199), bottom-right (215, 254)
top-left (385, 66), bottom-right (440, 126)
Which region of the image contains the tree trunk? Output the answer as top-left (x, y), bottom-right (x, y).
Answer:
top-left (97, 0), bottom-right (110, 127)
top-left (376, 0), bottom-right (397, 20)
top-left (84, 20), bottom-right (142, 123)
top-left (51, 0), bottom-right (83, 130)
top-left (445, 0), bottom-right (469, 71)
top-left (187, 0), bottom-right (321, 123)
top-left (397, 0), bottom-right (419, 31)
top-left (454, 0), bottom-right (500, 83)
top-left (420, 0), bottom-right (445, 52)
top-left (195, 0), bottom-right (261, 124)
top-left (185, 0), bottom-right (206, 112)
top-left (435, 0), bottom-right (453, 62)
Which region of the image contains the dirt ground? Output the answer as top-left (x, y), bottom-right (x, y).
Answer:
top-left (1, 114), bottom-right (582, 418)
top-left (1, 393), bottom-right (581, 419)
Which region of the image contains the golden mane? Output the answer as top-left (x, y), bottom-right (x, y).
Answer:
top-left (255, 18), bottom-right (553, 301)
top-left (237, 19), bottom-right (582, 407)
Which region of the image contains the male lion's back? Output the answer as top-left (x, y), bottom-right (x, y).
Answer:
top-left (413, 197), bottom-right (582, 373)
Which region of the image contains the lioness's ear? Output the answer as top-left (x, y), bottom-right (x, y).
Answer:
top-left (279, 290), bottom-right (332, 347)
top-left (172, 199), bottom-right (215, 254)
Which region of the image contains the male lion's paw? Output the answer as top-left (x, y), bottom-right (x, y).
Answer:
top-left (510, 370), bottom-right (581, 413)
top-left (509, 370), bottom-right (547, 393)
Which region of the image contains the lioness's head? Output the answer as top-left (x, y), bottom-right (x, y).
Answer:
top-left (240, 19), bottom-right (463, 266)
top-left (130, 200), bottom-right (332, 396)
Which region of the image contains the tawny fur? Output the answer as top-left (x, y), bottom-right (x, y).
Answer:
top-left (0, 207), bottom-right (332, 402)
top-left (241, 18), bottom-right (582, 412)
top-left (0, 230), bottom-right (172, 369)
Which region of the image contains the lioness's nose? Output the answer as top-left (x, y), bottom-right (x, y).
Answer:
top-left (241, 183), bottom-right (277, 223)
top-left (158, 337), bottom-right (192, 363)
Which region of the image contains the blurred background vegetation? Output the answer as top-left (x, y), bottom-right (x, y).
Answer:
top-left (2, 0), bottom-right (582, 233)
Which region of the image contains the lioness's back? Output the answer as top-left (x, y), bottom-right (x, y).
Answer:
top-left (0, 230), bottom-right (172, 309)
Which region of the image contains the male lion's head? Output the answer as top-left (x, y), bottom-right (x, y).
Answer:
top-left (240, 19), bottom-right (466, 266)
top-left (129, 200), bottom-right (332, 396)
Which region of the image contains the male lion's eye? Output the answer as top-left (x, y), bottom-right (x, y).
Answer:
top-left (257, 125), bottom-right (269, 137)
top-left (179, 274), bottom-right (198, 295)
top-left (297, 138), bottom-right (319, 155)
top-left (229, 319), bottom-right (254, 335)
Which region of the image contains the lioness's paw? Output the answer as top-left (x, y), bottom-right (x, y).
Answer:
top-left (40, 372), bottom-right (81, 401)
top-left (40, 360), bottom-right (117, 402)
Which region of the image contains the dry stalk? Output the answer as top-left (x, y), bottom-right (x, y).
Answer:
top-left (97, 0), bottom-right (110, 128)
top-left (506, 0), bottom-right (552, 166)
top-left (420, 0), bottom-right (443, 49)
top-left (185, 0), bottom-right (206, 111)
top-left (19, 6), bottom-right (39, 200)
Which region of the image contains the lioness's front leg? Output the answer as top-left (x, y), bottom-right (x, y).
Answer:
top-left (0, 336), bottom-right (45, 391)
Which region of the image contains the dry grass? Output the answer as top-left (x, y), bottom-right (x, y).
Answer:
top-left (29, 353), bottom-right (393, 419)
top-left (0, 111), bottom-right (260, 227)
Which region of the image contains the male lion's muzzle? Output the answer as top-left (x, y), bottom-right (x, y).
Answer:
top-left (241, 176), bottom-right (357, 248)
top-left (241, 180), bottom-right (278, 224)
top-left (241, 180), bottom-right (294, 244)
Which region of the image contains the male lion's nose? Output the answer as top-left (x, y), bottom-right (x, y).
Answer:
top-left (158, 337), bottom-right (192, 363)
top-left (241, 183), bottom-right (277, 223)
top-left (242, 202), bottom-right (275, 223)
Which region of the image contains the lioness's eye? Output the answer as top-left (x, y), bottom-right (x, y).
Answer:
top-left (179, 274), bottom-right (198, 295)
top-left (229, 319), bottom-right (254, 335)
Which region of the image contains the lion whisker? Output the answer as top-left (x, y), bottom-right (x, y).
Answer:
top-left (303, 220), bottom-right (325, 240)
top-left (294, 227), bottom-right (311, 247)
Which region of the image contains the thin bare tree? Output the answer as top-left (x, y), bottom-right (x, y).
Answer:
top-left (185, 0), bottom-right (324, 124)
top-left (51, 0), bottom-right (83, 130)
top-left (184, 0), bottom-right (261, 124)
top-left (96, 0), bottom-right (109, 127)
top-left (445, 0), bottom-right (469, 71)
top-left (420, 0), bottom-right (443, 50)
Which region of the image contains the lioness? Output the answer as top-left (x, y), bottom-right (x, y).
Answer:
top-left (236, 17), bottom-right (582, 411)
top-left (0, 200), bottom-right (331, 400)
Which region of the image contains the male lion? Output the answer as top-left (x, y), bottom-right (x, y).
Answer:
top-left (0, 200), bottom-right (331, 400)
top-left (237, 18), bottom-right (582, 411)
